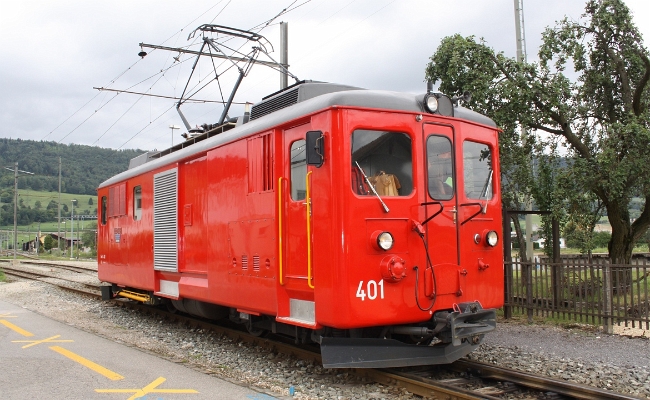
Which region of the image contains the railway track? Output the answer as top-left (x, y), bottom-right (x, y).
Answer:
top-left (0, 260), bottom-right (641, 400)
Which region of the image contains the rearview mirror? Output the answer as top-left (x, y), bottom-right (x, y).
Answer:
top-left (306, 130), bottom-right (325, 167)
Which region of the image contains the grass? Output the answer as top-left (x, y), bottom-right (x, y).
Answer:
top-left (0, 189), bottom-right (98, 248)
top-left (0, 269), bottom-right (5, 282)
top-left (13, 189), bottom-right (97, 214)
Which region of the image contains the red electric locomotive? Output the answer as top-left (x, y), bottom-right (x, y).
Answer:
top-left (98, 80), bottom-right (503, 368)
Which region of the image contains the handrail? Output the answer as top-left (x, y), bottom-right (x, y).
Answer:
top-left (460, 202), bottom-right (483, 225)
top-left (306, 171), bottom-right (315, 289)
top-left (277, 177), bottom-right (286, 285)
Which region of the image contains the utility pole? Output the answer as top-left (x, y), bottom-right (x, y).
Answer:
top-left (13, 163), bottom-right (17, 261)
top-left (513, 0), bottom-right (534, 261)
top-left (280, 22), bottom-right (288, 89)
top-left (5, 163), bottom-right (34, 262)
top-left (58, 156), bottom-right (61, 253)
top-left (70, 199), bottom-right (75, 259)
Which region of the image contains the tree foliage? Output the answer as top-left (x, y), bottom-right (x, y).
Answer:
top-left (0, 138), bottom-right (143, 195)
top-left (425, 0), bottom-right (650, 263)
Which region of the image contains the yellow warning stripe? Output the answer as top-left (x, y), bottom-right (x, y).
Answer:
top-left (0, 320), bottom-right (34, 337)
top-left (50, 346), bottom-right (124, 381)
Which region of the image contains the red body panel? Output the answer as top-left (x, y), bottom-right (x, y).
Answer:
top-left (98, 104), bottom-right (503, 332)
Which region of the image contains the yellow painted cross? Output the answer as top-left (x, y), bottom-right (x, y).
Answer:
top-left (95, 376), bottom-right (198, 400)
top-left (12, 334), bottom-right (73, 349)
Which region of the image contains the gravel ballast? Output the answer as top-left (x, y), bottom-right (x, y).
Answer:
top-left (0, 274), bottom-right (648, 399)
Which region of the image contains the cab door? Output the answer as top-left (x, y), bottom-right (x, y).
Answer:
top-left (422, 123), bottom-right (459, 266)
top-left (276, 123), bottom-right (316, 326)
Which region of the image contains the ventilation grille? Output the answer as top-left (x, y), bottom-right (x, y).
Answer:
top-left (108, 183), bottom-right (126, 217)
top-left (241, 255), bottom-right (248, 270)
top-left (250, 87), bottom-right (299, 120)
top-left (153, 169), bottom-right (178, 271)
top-left (253, 255), bottom-right (260, 272)
top-left (247, 133), bottom-right (273, 193)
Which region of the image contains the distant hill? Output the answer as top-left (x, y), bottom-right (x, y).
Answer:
top-left (0, 138), bottom-right (144, 195)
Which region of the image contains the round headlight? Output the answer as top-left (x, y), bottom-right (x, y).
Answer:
top-left (377, 232), bottom-right (394, 251)
top-left (486, 231), bottom-right (498, 247)
top-left (424, 93), bottom-right (438, 113)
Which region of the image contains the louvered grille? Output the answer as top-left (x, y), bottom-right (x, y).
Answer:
top-left (241, 255), bottom-right (248, 270)
top-left (250, 88), bottom-right (299, 120)
top-left (253, 255), bottom-right (260, 272)
top-left (154, 169), bottom-right (178, 272)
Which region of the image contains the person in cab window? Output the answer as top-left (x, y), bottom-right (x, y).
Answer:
top-left (428, 148), bottom-right (453, 198)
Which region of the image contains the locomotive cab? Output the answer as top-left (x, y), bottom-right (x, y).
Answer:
top-left (312, 102), bottom-right (503, 368)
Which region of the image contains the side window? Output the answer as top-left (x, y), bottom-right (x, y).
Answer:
top-left (101, 196), bottom-right (107, 225)
top-left (290, 139), bottom-right (307, 201)
top-left (427, 136), bottom-right (454, 200)
top-left (351, 130), bottom-right (412, 196)
top-left (133, 186), bottom-right (142, 221)
top-left (463, 141), bottom-right (493, 199)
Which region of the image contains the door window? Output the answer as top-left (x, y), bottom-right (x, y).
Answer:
top-left (290, 139), bottom-right (307, 201)
top-left (427, 136), bottom-right (454, 200)
top-left (351, 130), bottom-right (412, 196)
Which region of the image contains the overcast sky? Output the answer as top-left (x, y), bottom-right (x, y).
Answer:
top-left (1, 0), bottom-right (649, 151)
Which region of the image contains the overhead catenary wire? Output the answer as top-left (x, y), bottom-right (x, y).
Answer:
top-left (42, 59), bottom-right (142, 142)
top-left (113, 1), bottom-right (306, 150)
top-left (48, 1), bottom-right (233, 147)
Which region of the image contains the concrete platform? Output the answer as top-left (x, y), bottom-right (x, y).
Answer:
top-left (0, 300), bottom-right (278, 399)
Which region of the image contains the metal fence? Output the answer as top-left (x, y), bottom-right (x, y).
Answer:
top-left (504, 257), bottom-right (650, 332)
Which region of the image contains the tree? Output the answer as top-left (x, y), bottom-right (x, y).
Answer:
top-left (43, 235), bottom-right (54, 251)
top-left (425, 0), bottom-right (650, 265)
top-left (88, 197), bottom-right (93, 206)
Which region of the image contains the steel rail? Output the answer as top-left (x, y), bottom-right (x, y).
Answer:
top-left (2, 267), bottom-right (101, 298)
top-left (452, 359), bottom-right (641, 400)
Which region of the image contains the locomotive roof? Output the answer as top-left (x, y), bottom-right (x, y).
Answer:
top-left (99, 85), bottom-right (496, 189)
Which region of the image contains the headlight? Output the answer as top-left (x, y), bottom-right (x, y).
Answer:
top-left (377, 232), bottom-right (394, 251)
top-left (486, 231), bottom-right (498, 247)
top-left (424, 93), bottom-right (438, 113)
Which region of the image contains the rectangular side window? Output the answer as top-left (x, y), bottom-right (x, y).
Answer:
top-left (133, 186), bottom-right (142, 221)
top-left (101, 196), bottom-right (107, 225)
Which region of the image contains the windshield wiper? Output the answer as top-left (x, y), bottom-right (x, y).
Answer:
top-left (355, 161), bottom-right (389, 213)
top-left (479, 170), bottom-right (493, 213)
top-left (460, 170), bottom-right (494, 225)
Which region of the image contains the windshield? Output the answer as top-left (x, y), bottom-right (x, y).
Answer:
top-left (463, 141), bottom-right (493, 200)
top-left (351, 130), bottom-right (412, 196)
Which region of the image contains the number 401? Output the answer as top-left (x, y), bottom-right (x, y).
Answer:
top-left (356, 280), bottom-right (385, 301)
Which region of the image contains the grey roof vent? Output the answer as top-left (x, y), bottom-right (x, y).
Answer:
top-left (250, 81), bottom-right (362, 120)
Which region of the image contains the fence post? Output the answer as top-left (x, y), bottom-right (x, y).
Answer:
top-left (602, 261), bottom-right (613, 334)
top-left (503, 208), bottom-right (512, 319)
top-left (551, 218), bottom-right (562, 313)
top-left (526, 258), bottom-right (533, 323)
